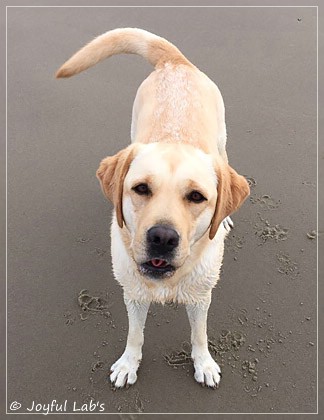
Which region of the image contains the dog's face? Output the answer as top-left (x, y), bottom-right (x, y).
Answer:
top-left (97, 143), bottom-right (249, 280)
top-left (122, 143), bottom-right (218, 279)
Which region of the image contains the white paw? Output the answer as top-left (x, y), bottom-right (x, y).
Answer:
top-left (110, 350), bottom-right (141, 388)
top-left (192, 352), bottom-right (221, 389)
top-left (222, 216), bottom-right (234, 232)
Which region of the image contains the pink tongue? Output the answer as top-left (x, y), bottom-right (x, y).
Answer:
top-left (151, 259), bottom-right (166, 267)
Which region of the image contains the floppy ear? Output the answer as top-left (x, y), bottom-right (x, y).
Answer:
top-left (209, 163), bottom-right (250, 239)
top-left (96, 145), bottom-right (137, 228)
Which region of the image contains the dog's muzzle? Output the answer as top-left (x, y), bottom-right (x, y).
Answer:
top-left (139, 224), bottom-right (180, 279)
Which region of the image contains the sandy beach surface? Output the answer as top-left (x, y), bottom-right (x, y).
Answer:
top-left (6, 6), bottom-right (317, 416)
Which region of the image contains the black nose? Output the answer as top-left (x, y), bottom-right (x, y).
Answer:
top-left (147, 225), bottom-right (180, 254)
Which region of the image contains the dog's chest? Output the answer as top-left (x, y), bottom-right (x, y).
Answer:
top-left (111, 218), bottom-right (227, 305)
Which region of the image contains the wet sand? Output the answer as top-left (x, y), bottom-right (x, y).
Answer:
top-left (6, 6), bottom-right (317, 415)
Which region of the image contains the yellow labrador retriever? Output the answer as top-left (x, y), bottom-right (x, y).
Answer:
top-left (56, 28), bottom-right (250, 389)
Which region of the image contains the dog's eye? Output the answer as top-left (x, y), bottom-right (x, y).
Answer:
top-left (132, 183), bottom-right (151, 196)
top-left (187, 190), bottom-right (207, 203)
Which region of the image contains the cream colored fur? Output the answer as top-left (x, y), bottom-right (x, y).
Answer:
top-left (56, 28), bottom-right (249, 390)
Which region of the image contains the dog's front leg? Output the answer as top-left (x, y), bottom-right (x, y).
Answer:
top-left (110, 298), bottom-right (150, 388)
top-left (186, 298), bottom-right (221, 389)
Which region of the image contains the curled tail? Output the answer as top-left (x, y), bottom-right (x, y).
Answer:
top-left (56, 28), bottom-right (193, 78)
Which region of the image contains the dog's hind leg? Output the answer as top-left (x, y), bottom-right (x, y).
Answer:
top-left (222, 216), bottom-right (234, 231)
top-left (218, 125), bottom-right (234, 231)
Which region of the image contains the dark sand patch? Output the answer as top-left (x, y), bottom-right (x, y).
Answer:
top-left (254, 214), bottom-right (289, 243)
top-left (276, 252), bottom-right (299, 276)
top-left (244, 175), bottom-right (257, 189)
top-left (78, 289), bottom-right (113, 320)
top-left (306, 230), bottom-right (317, 240)
top-left (164, 341), bottom-right (192, 367)
top-left (250, 194), bottom-right (280, 210)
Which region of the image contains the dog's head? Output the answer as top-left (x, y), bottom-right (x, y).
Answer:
top-left (97, 143), bottom-right (249, 280)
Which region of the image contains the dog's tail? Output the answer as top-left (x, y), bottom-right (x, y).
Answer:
top-left (55, 28), bottom-right (193, 78)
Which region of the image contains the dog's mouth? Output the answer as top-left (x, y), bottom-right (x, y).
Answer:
top-left (149, 258), bottom-right (169, 268)
top-left (139, 259), bottom-right (176, 279)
